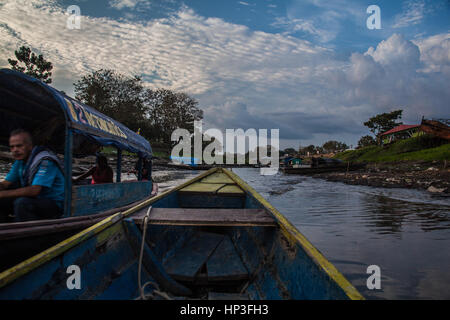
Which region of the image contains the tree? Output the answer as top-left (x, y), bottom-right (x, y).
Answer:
top-left (144, 88), bottom-right (203, 146)
top-left (364, 110), bottom-right (403, 138)
top-left (8, 46), bottom-right (53, 83)
top-left (74, 69), bottom-right (203, 147)
top-left (300, 145), bottom-right (317, 155)
top-left (357, 135), bottom-right (376, 148)
top-left (283, 148), bottom-right (296, 156)
top-left (322, 140), bottom-right (349, 153)
top-left (74, 69), bottom-right (146, 132)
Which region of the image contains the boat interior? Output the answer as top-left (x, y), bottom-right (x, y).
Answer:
top-left (1, 170), bottom-right (354, 300)
top-left (128, 171), bottom-right (280, 300)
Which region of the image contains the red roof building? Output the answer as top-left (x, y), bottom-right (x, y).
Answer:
top-left (380, 125), bottom-right (421, 137)
top-left (379, 124), bottom-right (422, 145)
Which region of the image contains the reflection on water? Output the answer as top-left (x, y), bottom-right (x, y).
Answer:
top-left (232, 168), bottom-right (450, 300)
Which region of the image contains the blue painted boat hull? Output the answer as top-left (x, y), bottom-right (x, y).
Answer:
top-left (0, 169), bottom-right (364, 300)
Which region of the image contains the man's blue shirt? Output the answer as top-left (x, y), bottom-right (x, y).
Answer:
top-left (5, 159), bottom-right (65, 209)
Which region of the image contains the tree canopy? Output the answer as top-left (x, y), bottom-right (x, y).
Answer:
top-left (322, 140), bottom-right (348, 153)
top-left (358, 135), bottom-right (376, 148)
top-left (145, 89), bottom-right (203, 146)
top-left (74, 69), bottom-right (146, 131)
top-left (8, 46), bottom-right (53, 83)
top-left (364, 110), bottom-right (403, 137)
top-left (74, 69), bottom-right (203, 148)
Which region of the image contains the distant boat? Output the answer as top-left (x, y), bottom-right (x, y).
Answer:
top-left (282, 161), bottom-right (366, 175)
top-left (420, 119), bottom-right (450, 140)
top-left (0, 168), bottom-right (364, 300)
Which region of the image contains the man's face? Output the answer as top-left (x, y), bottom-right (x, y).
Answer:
top-left (9, 133), bottom-right (33, 161)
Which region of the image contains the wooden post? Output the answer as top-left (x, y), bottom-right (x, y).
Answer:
top-left (116, 148), bottom-right (122, 183)
top-left (64, 127), bottom-right (73, 217)
top-left (137, 156), bottom-right (143, 181)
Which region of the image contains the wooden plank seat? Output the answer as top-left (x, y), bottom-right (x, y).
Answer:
top-left (177, 174), bottom-right (246, 208)
top-left (132, 208), bottom-right (278, 227)
top-left (185, 172), bottom-right (246, 196)
top-left (179, 182), bottom-right (245, 196)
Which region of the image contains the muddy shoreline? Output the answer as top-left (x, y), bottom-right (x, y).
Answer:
top-left (313, 161), bottom-right (450, 194)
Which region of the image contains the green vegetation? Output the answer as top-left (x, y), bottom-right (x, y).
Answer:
top-left (152, 150), bottom-right (171, 159)
top-left (336, 135), bottom-right (449, 162)
top-left (8, 46), bottom-right (53, 84)
top-left (74, 70), bottom-right (203, 149)
top-left (363, 109), bottom-right (403, 137)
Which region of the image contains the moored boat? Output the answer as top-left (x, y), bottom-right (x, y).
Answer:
top-left (282, 163), bottom-right (366, 175)
top-left (0, 69), bottom-right (154, 269)
top-left (0, 168), bottom-right (364, 300)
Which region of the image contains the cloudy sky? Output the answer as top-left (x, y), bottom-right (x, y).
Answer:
top-left (0, 0), bottom-right (449, 149)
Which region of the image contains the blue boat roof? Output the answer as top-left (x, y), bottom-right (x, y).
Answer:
top-left (0, 69), bottom-right (152, 158)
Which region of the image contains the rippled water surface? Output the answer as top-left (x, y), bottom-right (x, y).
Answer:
top-left (232, 168), bottom-right (450, 300)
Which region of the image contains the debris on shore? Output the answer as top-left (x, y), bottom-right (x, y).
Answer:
top-left (313, 161), bottom-right (449, 194)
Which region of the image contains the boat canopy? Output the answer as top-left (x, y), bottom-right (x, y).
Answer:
top-left (0, 69), bottom-right (152, 158)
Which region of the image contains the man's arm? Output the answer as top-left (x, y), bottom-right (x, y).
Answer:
top-left (0, 185), bottom-right (42, 199)
top-left (0, 180), bottom-right (13, 191)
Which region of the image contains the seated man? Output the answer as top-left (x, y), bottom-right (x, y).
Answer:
top-left (73, 154), bottom-right (113, 185)
top-left (0, 129), bottom-right (65, 222)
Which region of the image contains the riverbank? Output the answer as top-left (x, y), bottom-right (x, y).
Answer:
top-left (313, 160), bottom-right (450, 194)
top-left (336, 136), bottom-right (449, 163)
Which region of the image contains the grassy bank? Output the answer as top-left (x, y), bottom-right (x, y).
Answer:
top-left (336, 135), bottom-right (450, 163)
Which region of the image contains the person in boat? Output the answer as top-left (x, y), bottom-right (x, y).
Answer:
top-left (130, 158), bottom-right (158, 196)
top-left (0, 129), bottom-right (65, 222)
top-left (73, 154), bottom-right (113, 185)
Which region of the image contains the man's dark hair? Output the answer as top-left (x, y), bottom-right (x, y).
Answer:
top-left (10, 128), bottom-right (33, 145)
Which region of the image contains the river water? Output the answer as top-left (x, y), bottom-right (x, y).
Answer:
top-left (232, 168), bottom-right (450, 300)
top-left (143, 167), bottom-right (450, 300)
top-left (1, 162), bottom-right (449, 300)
